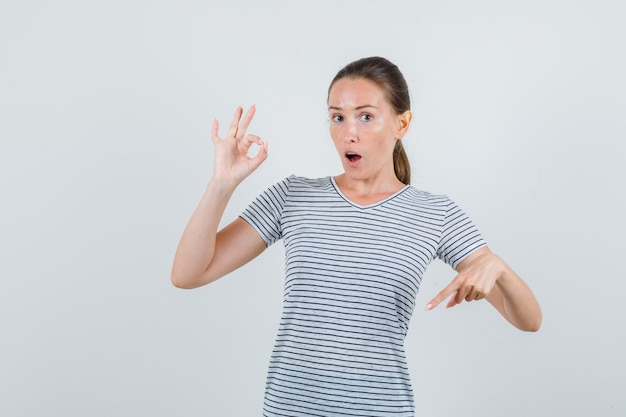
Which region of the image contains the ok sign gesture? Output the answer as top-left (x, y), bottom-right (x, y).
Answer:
top-left (211, 105), bottom-right (268, 189)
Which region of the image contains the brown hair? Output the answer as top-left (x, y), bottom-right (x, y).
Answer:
top-left (328, 56), bottom-right (412, 185)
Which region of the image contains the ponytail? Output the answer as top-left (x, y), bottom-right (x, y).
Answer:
top-left (393, 140), bottom-right (411, 185)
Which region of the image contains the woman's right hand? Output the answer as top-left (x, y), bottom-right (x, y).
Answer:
top-left (211, 105), bottom-right (268, 189)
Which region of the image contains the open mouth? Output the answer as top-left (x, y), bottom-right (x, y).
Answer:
top-left (346, 152), bottom-right (362, 163)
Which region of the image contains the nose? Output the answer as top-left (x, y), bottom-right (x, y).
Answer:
top-left (343, 120), bottom-right (358, 143)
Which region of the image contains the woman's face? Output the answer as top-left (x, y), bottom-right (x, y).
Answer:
top-left (328, 77), bottom-right (409, 183)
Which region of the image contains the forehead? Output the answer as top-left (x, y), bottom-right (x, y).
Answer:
top-left (328, 77), bottom-right (388, 109)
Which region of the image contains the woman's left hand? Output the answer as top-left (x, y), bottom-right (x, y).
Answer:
top-left (425, 247), bottom-right (503, 310)
top-left (424, 247), bottom-right (542, 332)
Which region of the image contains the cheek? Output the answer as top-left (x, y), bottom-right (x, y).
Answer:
top-left (329, 123), bottom-right (345, 140)
top-left (329, 125), bottom-right (342, 148)
top-left (363, 116), bottom-right (389, 133)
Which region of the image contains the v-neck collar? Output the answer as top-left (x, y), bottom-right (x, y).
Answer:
top-left (329, 176), bottom-right (409, 209)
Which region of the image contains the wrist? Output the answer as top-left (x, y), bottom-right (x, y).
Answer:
top-left (206, 177), bottom-right (237, 198)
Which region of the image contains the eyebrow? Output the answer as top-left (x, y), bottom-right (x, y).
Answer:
top-left (328, 104), bottom-right (378, 111)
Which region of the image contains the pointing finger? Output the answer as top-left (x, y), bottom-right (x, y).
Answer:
top-left (446, 292), bottom-right (460, 308)
top-left (425, 282), bottom-right (458, 311)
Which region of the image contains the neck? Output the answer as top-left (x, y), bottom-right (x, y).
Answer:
top-left (334, 172), bottom-right (405, 198)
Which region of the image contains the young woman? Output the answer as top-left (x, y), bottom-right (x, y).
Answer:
top-left (172, 56), bottom-right (542, 417)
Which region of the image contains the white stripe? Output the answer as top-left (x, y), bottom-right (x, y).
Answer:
top-left (240, 176), bottom-right (486, 417)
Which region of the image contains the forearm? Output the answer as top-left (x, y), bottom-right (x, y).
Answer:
top-left (171, 179), bottom-right (236, 289)
top-left (492, 265), bottom-right (542, 332)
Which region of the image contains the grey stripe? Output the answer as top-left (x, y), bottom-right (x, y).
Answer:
top-left (240, 176), bottom-right (487, 417)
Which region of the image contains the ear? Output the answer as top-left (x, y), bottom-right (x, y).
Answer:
top-left (396, 110), bottom-right (413, 139)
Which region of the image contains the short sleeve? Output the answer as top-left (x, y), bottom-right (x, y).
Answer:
top-left (239, 177), bottom-right (291, 246)
top-left (436, 198), bottom-right (487, 269)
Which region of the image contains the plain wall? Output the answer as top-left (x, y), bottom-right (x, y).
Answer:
top-left (1, 0), bottom-right (625, 416)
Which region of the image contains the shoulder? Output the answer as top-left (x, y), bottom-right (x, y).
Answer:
top-left (284, 175), bottom-right (332, 187)
top-left (401, 185), bottom-right (454, 209)
top-left (280, 175), bottom-right (334, 194)
top-left (258, 176), bottom-right (333, 203)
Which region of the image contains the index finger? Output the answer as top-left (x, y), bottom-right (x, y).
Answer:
top-left (425, 282), bottom-right (458, 311)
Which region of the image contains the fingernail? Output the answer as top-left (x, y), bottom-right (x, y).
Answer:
top-left (425, 304), bottom-right (432, 311)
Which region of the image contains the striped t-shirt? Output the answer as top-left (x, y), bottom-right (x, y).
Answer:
top-left (240, 176), bottom-right (487, 417)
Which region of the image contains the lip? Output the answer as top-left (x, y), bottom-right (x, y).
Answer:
top-left (344, 151), bottom-right (362, 167)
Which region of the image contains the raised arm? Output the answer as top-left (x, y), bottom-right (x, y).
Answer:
top-left (171, 105), bottom-right (268, 289)
top-left (425, 247), bottom-right (542, 332)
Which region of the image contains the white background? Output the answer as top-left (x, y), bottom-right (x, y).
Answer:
top-left (1, 1), bottom-right (625, 416)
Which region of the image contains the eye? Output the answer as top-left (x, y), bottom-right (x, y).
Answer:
top-left (331, 114), bottom-right (343, 122)
top-left (360, 113), bottom-right (372, 122)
